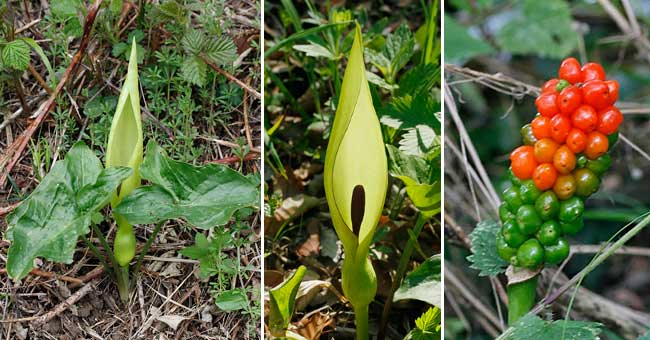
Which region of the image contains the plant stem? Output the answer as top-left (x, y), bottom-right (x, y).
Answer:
top-left (354, 304), bottom-right (369, 340)
top-left (377, 213), bottom-right (427, 340)
top-left (92, 224), bottom-right (120, 271)
top-left (80, 234), bottom-right (114, 280)
top-left (115, 265), bottom-right (130, 303)
top-left (132, 221), bottom-right (164, 278)
top-left (507, 275), bottom-right (538, 325)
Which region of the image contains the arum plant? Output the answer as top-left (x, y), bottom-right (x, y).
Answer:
top-left (324, 22), bottom-right (388, 340)
top-left (105, 39), bottom-right (143, 301)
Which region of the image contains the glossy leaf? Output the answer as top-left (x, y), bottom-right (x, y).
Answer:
top-left (268, 266), bottom-right (307, 337)
top-left (5, 142), bottom-right (132, 279)
top-left (115, 141), bottom-right (260, 229)
top-left (394, 255), bottom-right (442, 307)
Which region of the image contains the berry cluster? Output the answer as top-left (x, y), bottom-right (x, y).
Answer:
top-left (497, 58), bottom-right (622, 269)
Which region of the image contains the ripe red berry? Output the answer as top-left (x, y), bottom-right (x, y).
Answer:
top-left (541, 79), bottom-right (560, 94)
top-left (571, 105), bottom-right (598, 132)
top-left (566, 128), bottom-right (587, 153)
top-left (604, 80), bottom-right (620, 105)
top-left (582, 80), bottom-right (612, 110)
top-left (557, 86), bottom-right (582, 115)
top-left (535, 93), bottom-right (558, 117)
top-left (550, 114), bottom-right (571, 143)
top-left (559, 58), bottom-right (582, 84)
top-left (597, 106), bottom-right (623, 135)
top-left (581, 63), bottom-right (606, 82)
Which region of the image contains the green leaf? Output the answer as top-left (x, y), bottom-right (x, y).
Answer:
top-left (444, 14), bottom-right (494, 61)
top-left (396, 63), bottom-right (440, 97)
top-left (181, 56), bottom-right (207, 86)
top-left (110, 0), bottom-right (123, 15)
top-left (467, 220), bottom-right (508, 277)
top-left (179, 233), bottom-right (216, 278)
top-left (215, 289), bottom-right (248, 312)
top-left (394, 255), bottom-right (442, 307)
top-left (204, 36), bottom-right (237, 65)
top-left (293, 42), bottom-right (334, 59)
top-left (383, 24), bottom-right (415, 77)
top-left (5, 142), bottom-right (132, 280)
top-left (115, 141), bottom-right (260, 229)
top-left (381, 93), bottom-right (440, 131)
top-left (386, 144), bottom-right (430, 184)
top-left (20, 38), bottom-right (54, 82)
top-left (399, 125), bottom-right (439, 157)
top-left (269, 266), bottom-right (307, 337)
top-left (496, 0), bottom-right (577, 58)
top-left (2, 40), bottom-right (30, 71)
top-left (51, 0), bottom-right (81, 18)
top-left (396, 175), bottom-right (441, 218)
top-left (505, 315), bottom-right (602, 340)
top-left (182, 30), bottom-right (206, 55)
top-left (406, 307), bottom-right (442, 339)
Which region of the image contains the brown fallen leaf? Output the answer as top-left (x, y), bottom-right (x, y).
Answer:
top-left (297, 220), bottom-right (320, 257)
top-left (294, 312), bottom-right (335, 340)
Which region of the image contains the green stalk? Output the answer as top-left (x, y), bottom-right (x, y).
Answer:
top-left (132, 221), bottom-right (164, 278)
top-left (507, 275), bottom-right (538, 325)
top-left (115, 265), bottom-right (130, 303)
top-left (353, 304), bottom-right (369, 340)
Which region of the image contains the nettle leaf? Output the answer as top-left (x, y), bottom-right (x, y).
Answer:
top-left (394, 255), bottom-right (442, 307)
top-left (5, 142), bottom-right (132, 280)
top-left (383, 24), bottom-right (415, 76)
top-left (115, 141), bottom-right (260, 229)
top-left (467, 220), bottom-right (508, 277)
top-left (181, 56), bottom-right (207, 86)
top-left (204, 36), bottom-right (237, 65)
top-left (2, 39), bottom-right (31, 71)
top-left (444, 14), bottom-right (494, 61)
top-left (399, 125), bottom-right (439, 157)
top-left (406, 307), bottom-right (441, 339)
top-left (381, 93), bottom-right (440, 131)
top-left (496, 0), bottom-right (577, 58)
top-left (396, 63), bottom-right (440, 97)
top-left (268, 266), bottom-right (307, 337)
top-left (505, 315), bottom-right (602, 339)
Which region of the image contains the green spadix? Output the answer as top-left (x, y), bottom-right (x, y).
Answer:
top-left (324, 22), bottom-right (388, 338)
top-left (106, 39), bottom-right (143, 268)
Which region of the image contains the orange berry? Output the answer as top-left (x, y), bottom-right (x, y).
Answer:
top-left (531, 116), bottom-right (552, 140)
top-left (553, 145), bottom-right (577, 174)
top-left (566, 128), bottom-right (587, 154)
top-left (534, 138), bottom-right (559, 163)
top-left (533, 163), bottom-right (558, 191)
top-left (584, 131), bottom-right (609, 159)
top-left (510, 146), bottom-right (538, 180)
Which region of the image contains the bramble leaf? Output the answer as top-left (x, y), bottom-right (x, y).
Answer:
top-left (467, 220), bottom-right (509, 276)
top-left (5, 142), bottom-right (132, 280)
top-left (115, 141), bottom-right (260, 229)
top-left (2, 40), bottom-right (30, 71)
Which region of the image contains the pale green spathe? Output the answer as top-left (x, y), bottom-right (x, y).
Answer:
top-left (105, 39), bottom-right (142, 267)
top-left (324, 22), bottom-right (388, 313)
top-left (106, 39), bottom-right (143, 205)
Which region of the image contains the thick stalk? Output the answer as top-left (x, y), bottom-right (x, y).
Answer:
top-left (354, 304), bottom-right (369, 340)
top-left (115, 265), bottom-right (130, 303)
top-left (507, 275), bottom-right (539, 325)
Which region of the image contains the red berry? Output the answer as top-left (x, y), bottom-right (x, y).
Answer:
top-left (605, 80), bottom-right (620, 104)
top-left (541, 79), bottom-right (560, 94)
top-left (511, 146), bottom-right (538, 180)
top-left (571, 105), bottom-right (598, 132)
top-left (557, 86), bottom-right (582, 115)
top-left (559, 58), bottom-right (582, 84)
top-left (581, 62), bottom-right (606, 82)
top-left (550, 114), bottom-right (571, 143)
top-left (597, 106), bottom-right (623, 135)
top-left (566, 128), bottom-right (587, 153)
top-left (582, 80), bottom-right (612, 110)
top-left (535, 93), bottom-right (559, 117)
